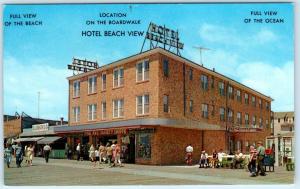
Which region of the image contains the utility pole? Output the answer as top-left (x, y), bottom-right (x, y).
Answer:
top-left (193, 46), bottom-right (211, 65)
top-left (38, 91), bottom-right (40, 118)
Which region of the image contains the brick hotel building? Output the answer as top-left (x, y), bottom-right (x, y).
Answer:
top-left (54, 47), bottom-right (273, 165)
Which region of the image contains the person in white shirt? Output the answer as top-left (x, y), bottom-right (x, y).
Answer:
top-left (232, 150), bottom-right (245, 169)
top-left (76, 143), bottom-right (81, 161)
top-left (217, 149), bottom-right (224, 167)
top-left (199, 150), bottom-right (208, 168)
top-left (185, 144), bottom-right (193, 165)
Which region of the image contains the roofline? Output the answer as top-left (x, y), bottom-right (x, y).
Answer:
top-left (67, 47), bottom-right (273, 101)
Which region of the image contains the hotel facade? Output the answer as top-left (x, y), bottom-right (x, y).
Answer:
top-left (55, 47), bottom-right (273, 165)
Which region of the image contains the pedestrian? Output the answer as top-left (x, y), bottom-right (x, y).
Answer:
top-left (43, 143), bottom-right (51, 163)
top-left (106, 142), bottom-right (113, 167)
top-left (248, 145), bottom-right (257, 177)
top-left (28, 144), bottom-right (35, 166)
top-left (111, 141), bottom-right (117, 167)
top-left (99, 142), bottom-right (106, 163)
top-left (199, 150), bottom-right (208, 168)
top-left (4, 143), bottom-right (13, 168)
top-left (24, 144), bottom-right (29, 165)
top-left (14, 142), bottom-right (23, 168)
top-left (256, 141), bottom-right (266, 176)
top-left (89, 144), bottom-right (96, 167)
top-left (76, 143), bottom-right (81, 161)
top-left (211, 149), bottom-right (218, 168)
top-left (114, 143), bottom-right (122, 167)
top-left (95, 146), bottom-right (99, 165)
top-left (185, 144), bottom-right (193, 165)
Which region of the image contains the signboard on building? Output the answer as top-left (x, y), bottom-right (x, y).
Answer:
top-left (32, 123), bottom-right (49, 132)
top-left (141, 22), bottom-right (184, 56)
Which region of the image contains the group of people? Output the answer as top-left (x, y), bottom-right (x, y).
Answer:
top-left (185, 141), bottom-right (267, 177)
top-left (4, 141), bottom-right (52, 168)
top-left (76, 141), bottom-right (123, 168)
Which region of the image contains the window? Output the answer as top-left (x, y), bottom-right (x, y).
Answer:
top-left (88, 76), bottom-right (97, 94)
top-left (228, 86), bottom-right (234, 99)
top-left (163, 59), bottom-right (169, 77)
top-left (259, 99), bottom-right (262, 109)
top-left (236, 90), bottom-right (241, 102)
top-left (252, 96), bottom-right (256, 107)
top-left (245, 114), bottom-right (249, 126)
top-left (219, 82), bottom-right (225, 96)
top-left (259, 118), bottom-right (263, 128)
top-left (236, 141), bottom-right (241, 151)
top-left (101, 101), bottom-right (107, 120)
top-left (113, 99), bottom-right (124, 118)
top-left (189, 68), bottom-right (193, 80)
top-left (252, 116), bottom-right (256, 127)
top-left (113, 67), bottom-right (124, 88)
top-left (136, 60), bottom-right (149, 82)
top-left (72, 106), bottom-right (80, 122)
top-left (211, 105), bottom-right (215, 116)
top-left (228, 109), bottom-right (233, 122)
top-left (202, 104), bottom-right (208, 118)
top-left (88, 104), bottom-right (97, 121)
top-left (220, 107), bottom-right (225, 121)
top-left (137, 94), bottom-right (149, 115)
top-left (163, 95), bottom-right (169, 113)
top-left (189, 100), bottom-right (193, 112)
top-left (73, 80), bottom-right (80, 97)
top-left (211, 76), bottom-right (215, 88)
top-left (266, 102), bottom-right (269, 110)
top-left (237, 112), bottom-right (242, 124)
top-left (136, 133), bottom-right (151, 159)
top-left (201, 75), bottom-right (208, 90)
top-left (244, 93), bottom-right (249, 104)
top-left (102, 73), bottom-right (106, 91)
top-left (266, 119), bottom-right (270, 129)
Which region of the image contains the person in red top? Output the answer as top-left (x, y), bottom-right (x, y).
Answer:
top-left (248, 145), bottom-right (257, 177)
top-left (114, 143), bottom-right (122, 167)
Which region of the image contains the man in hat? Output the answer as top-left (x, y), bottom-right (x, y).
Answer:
top-left (256, 141), bottom-right (266, 176)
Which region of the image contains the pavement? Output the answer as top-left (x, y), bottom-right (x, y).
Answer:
top-left (4, 157), bottom-right (295, 185)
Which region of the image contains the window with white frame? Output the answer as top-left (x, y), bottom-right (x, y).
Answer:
top-left (220, 107), bottom-right (225, 121)
top-left (73, 80), bottom-right (80, 97)
top-left (113, 67), bottom-right (124, 88)
top-left (236, 90), bottom-right (241, 102)
top-left (244, 93), bottom-right (249, 104)
top-left (219, 82), bottom-right (225, 96)
top-left (228, 108), bottom-right (233, 122)
top-left (252, 96), bottom-right (256, 107)
top-left (136, 60), bottom-right (149, 82)
top-left (137, 94), bottom-right (149, 115)
top-left (189, 68), bottom-right (193, 80)
top-left (88, 76), bottom-right (97, 94)
top-left (237, 112), bottom-right (242, 124)
top-left (202, 104), bottom-right (208, 118)
top-left (228, 86), bottom-right (234, 99)
top-left (252, 116), bottom-right (256, 127)
top-left (88, 104), bottom-right (97, 121)
top-left (189, 100), bottom-right (193, 112)
top-left (101, 101), bottom-right (107, 120)
top-left (245, 114), bottom-right (249, 126)
top-left (102, 73), bottom-right (106, 91)
top-left (72, 106), bottom-right (80, 122)
top-left (113, 99), bottom-right (124, 118)
top-left (163, 59), bottom-right (169, 77)
top-left (201, 75), bottom-right (208, 90)
top-left (259, 117), bottom-right (263, 128)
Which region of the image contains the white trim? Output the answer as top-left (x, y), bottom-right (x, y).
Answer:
top-left (73, 80), bottom-right (80, 97)
top-left (88, 75), bottom-right (97, 94)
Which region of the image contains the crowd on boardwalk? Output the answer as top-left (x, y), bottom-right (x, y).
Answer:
top-left (185, 141), bottom-right (267, 177)
top-left (76, 141), bottom-right (123, 168)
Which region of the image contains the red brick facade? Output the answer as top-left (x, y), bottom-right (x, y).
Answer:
top-left (64, 48), bottom-right (272, 165)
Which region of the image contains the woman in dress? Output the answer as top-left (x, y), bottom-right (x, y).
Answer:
top-left (28, 144), bottom-right (34, 166)
top-left (89, 144), bottom-right (96, 167)
top-left (4, 143), bottom-right (13, 168)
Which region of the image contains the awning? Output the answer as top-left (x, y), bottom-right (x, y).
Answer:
top-left (37, 136), bottom-right (62, 144)
top-left (14, 137), bottom-right (44, 142)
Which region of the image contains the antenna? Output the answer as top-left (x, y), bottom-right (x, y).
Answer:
top-left (38, 91), bottom-right (40, 118)
top-left (193, 46), bottom-right (211, 65)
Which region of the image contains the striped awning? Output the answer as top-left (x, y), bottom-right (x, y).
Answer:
top-left (14, 137), bottom-right (44, 142)
top-left (37, 136), bottom-right (62, 144)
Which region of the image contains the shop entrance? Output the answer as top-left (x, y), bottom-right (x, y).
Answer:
top-left (128, 134), bottom-right (135, 163)
top-left (98, 135), bottom-right (117, 146)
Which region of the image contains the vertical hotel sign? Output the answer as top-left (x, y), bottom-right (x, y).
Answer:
top-left (141, 22), bottom-right (184, 56)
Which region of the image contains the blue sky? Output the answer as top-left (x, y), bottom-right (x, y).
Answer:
top-left (3, 3), bottom-right (294, 120)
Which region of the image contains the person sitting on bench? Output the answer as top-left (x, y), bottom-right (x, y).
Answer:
top-left (199, 150), bottom-right (209, 168)
top-left (232, 150), bottom-right (245, 169)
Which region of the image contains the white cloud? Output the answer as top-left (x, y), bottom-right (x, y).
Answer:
top-left (199, 23), bottom-right (277, 46)
top-left (236, 61), bottom-right (294, 111)
top-left (4, 56), bottom-right (69, 120)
